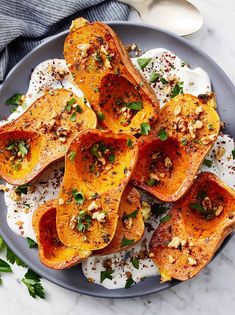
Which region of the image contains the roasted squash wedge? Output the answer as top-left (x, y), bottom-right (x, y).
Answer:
top-left (33, 200), bottom-right (91, 269)
top-left (0, 89), bottom-right (97, 185)
top-left (56, 129), bottom-right (139, 250)
top-left (64, 18), bottom-right (159, 134)
top-left (96, 184), bottom-right (144, 255)
top-left (132, 94), bottom-right (220, 202)
top-left (149, 172), bottom-right (235, 281)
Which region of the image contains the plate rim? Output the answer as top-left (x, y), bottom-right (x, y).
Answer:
top-left (0, 21), bottom-right (234, 299)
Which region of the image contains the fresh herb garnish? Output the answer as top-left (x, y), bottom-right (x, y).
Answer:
top-left (160, 214), bottom-right (172, 223)
top-left (121, 237), bottom-right (134, 247)
top-left (97, 112), bottom-right (105, 121)
top-left (14, 184), bottom-right (29, 196)
top-left (26, 237), bottom-right (38, 249)
top-left (77, 211), bottom-right (92, 232)
top-left (90, 144), bottom-right (100, 158)
top-left (125, 277), bottom-right (135, 289)
top-left (18, 141), bottom-right (28, 157)
top-left (203, 159), bottom-right (213, 168)
top-left (131, 257), bottom-right (139, 269)
top-left (149, 72), bottom-right (160, 83)
top-left (6, 93), bottom-right (22, 106)
top-left (100, 269), bottom-right (114, 283)
top-left (75, 104), bottom-right (83, 113)
top-left (72, 189), bottom-right (85, 205)
top-left (123, 209), bottom-right (139, 221)
top-left (158, 128), bottom-right (168, 141)
top-left (170, 82), bottom-right (184, 98)
top-left (0, 258), bottom-right (12, 273)
top-left (160, 77), bottom-right (168, 84)
top-left (137, 58), bottom-right (152, 70)
top-left (67, 97), bottom-right (76, 106)
top-left (108, 154), bottom-right (115, 163)
top-left (70, 112), bottom-right (77, 122)
top-left (127, 138), bottom-right (133, 148)
top-left (146, 178), bottom-right (157, 187)
top-left (69, 151), bottom-right (77, 161)
top-left (125, 101), bottom-right (143, 111)
top-left (140, 122), bottom-right (151, 135)
top-left (181, 138), bottom-right (188, 146)
top-left (6, 246), bottom-right (26, 267)
top-left (95, 52), bottom-right (103, 65)
top-left (22, 269), bottom-right (45, 299)
top-left (232, 149), bottom-right (235, 160)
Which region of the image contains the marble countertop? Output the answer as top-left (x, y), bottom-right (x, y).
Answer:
top-left (0, 0), bottom-right (234, 314)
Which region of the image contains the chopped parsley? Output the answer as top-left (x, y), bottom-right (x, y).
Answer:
top-left (170, 82), bottom-right (184, 98)
top-left (67, 97), bottom-right (76, 106)
top-left (70, 112), bottom-right (77, 122)
top-left (72, 189), bottom-right (85, 205)
top-left (181, 138), bottom-right (188, 146)
top-left (137, 58), bottom-right (152, 70)
top-left (90, 143), bottom-right (101, 158)
top-left (75, 104), bottom-right (83, 113)
top-left (121, 237), bottom-right (134, 247)
top-left (146, 178), bottom-right (157, 187)
top-left (125, 277), bottom-right (135, 289)
top-left (100, 269), bottom-right (114, 283)
top-left (149, 72), bottom-right (160, 83)
top-left (160, 77), bottom-right (168, 84)
top-left (77, 211), bottom-right (92, 232)
top-left (0, 258), bottom-right (12, 273)
top-left (26, 237), bottom-right (38, 249)
top-left (140, 122), bottom-right (151, 135)
top-left (123, 209), bottom-right (139, 221)
top-left (14, 184), bottom-right (29, 196)
top-left (97, 112), bottom-right (105, 121)
top-left (131, 257), bottom-right (139, 270)
top-left (160, 214), bottom-right (172, 223)
top-left (5, 93), bottom-right (22, 106)
top-left (6, 246), bottom-right (26, 267)
top-left (125, 101), bottom-right (143, 111)
top-left (158, 128), bottom-right (168, 141)
top-left (232, 149), bottom-right (235, 160)
top-left (69, 151), bottom-right (77, 161)
top-left (108, 154), bottom-right (115, 163)
top-left (127, 138), bottom-right (133, 148)
top-left (203, 159), bottom-right (213, 168)
top-left (22, 269), bottom-right (45, 299)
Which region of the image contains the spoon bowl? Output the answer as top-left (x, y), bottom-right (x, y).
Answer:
top-left (120, 0), bottom-right (203, 36)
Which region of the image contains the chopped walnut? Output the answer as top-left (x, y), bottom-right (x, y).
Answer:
top-left (168, 236), bottom-right (181, 249)
top-left (150, 172), bottom-right (160, 182)
top-left (58, 198), bottom-right (64, 206)
top-left (174, 105), bottom-right (182, 116)
top-left (149, 252), bottom-right (155, 258)
top-left (195, 106), bottom-right (203, 115)
top-left (77, 43), bottom-right (90, 57)
top-left (123, 217), bottom-right (133, 230)
top-left (88, 201), bottom-right (99, 211)
top-left (168, 255), bottom-right (175, 264)
top-left (141, 201), bottom-right (152, 221)
top-left (194, 120), bottom-right (203, 130)
top-left (69, 215), bottom-right (77, 229)
top-left (200, 134), bottom-right (217, 145)
top-left (92, 211), bottom-right (106, 222)
top-left (165, 157), bottom-right (173, 169)
top-left (188, 256), bottom-right (197, 266)
top-left (215, 205), bottom-right (224, 216)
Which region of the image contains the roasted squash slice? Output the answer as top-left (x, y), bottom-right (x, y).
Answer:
top-left (149, 172), bottom-right (235, 281)
top-left (96, 184), bottom-right (144, 255)
top-left (0, 89), bottom-right (97, 185)
top-left (33, 200), bottom-right (91, 269)
top-left (64, 18), bottom-right (159, 134)
top-left (56, 129), bottom-right (139, 250)
top-left (132, 94), bottom-right (220, 202)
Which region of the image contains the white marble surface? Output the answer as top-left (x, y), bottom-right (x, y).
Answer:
top-left (0, 0), bottom-right (235, 314)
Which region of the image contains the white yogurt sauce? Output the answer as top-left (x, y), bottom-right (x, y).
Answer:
top-left (2, 50), bottom-right (234, 290)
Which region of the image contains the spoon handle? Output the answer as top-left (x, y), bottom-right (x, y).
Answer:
top-left (117, 0), bottom-right (152, 15)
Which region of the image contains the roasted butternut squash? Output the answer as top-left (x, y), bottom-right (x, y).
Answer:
top-left (64, 18), bottom-right (159, 134)
top-left (33, 200), bottom-right (91, 269)
top-left (0, 89), bottom-right (97, 185)
top-left (56, 129), bottom-right (139, 250)
top-left (132, 94), bottom-right (220, 202)
top-left (149, 172), bottom-right (235, 281)
top-left (96, 184), bottom-right (144, 255)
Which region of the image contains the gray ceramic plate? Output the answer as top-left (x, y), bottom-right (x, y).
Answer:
top-left (0, 22), bottom-right (234, 299)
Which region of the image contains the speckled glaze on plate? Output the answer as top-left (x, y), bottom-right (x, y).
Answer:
top-left (0, 22), bottom-right (234, 299)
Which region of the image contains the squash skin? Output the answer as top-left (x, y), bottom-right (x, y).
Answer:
top-left (64, 18), bottom-right (159, 134)
top-left (132, 94), bottom-right (220, 202)
top-left (96, 184), bottom-right (144, 255)
top-left (0, 89), bottom-right (97, 185)
top-left (149, 172), bottom-right (235, 281)
top-left (56, 129), bottom-right (139, 250)
top-left (32, 200), bottom-right (91, 269)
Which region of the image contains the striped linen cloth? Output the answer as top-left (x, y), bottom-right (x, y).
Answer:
top-left (0, 0), bottom-right (129, 82)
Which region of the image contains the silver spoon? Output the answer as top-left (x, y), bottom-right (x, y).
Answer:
top-left (118, 0), bottom-right (203, 36)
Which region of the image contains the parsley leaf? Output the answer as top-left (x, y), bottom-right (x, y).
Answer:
top-left (6, 93), bottom-right (22, 106)
top-left (69, 151), bottom-right (77, 161)
top-left (146, 178), bottom-right (157, 187)
top-left (108, 154), bottom-right (115, 163)
top-left (170, 82), bottom-right (184, 98)
top-left (72, 189), bottom-right (85, 205)
top-left (123, 209), bottom-right (139, 221)
top-left (26, 237), bottom-right (38, 249)
top-left (232, 149), bottom-right (235, 160)
top-left (127, 138), bottom-right (133, 148)
top-left (22, 269), bottom-right (45, 299)
top-left (18, 141), bottom-right (28, 157)
top-left (137, 58), bottom-right (152, 70)
top-left (149, 72), bottom-right (160, 83)
top-left (125, 277), bottom-right (135, 289)
top-left (121, 237), bottom-right (134, 247)
top-left (6, 246), bottom-right (27, 267)
top-left (125, 101), bottom-right (143, 111)
top-left (160, 214), bottom-right (172, 223)
top-left (160, 77), bottom-right (168, 84)
top-left (77, 211), bottom-right (92, 232)
top-left (100, 269), bottom-right (114, 283)
top-left (140, 122), bottom-right (151, 135)
top-left (97, 112), bottom-right (105, 121)
top-left (203, 159), bottom-right (213, 168)
top-left (131, 257), bottom-right (139, 270)
top-left (0, 258), bottom-right (12, 273)
top-left (158, 128), bottom-right (168, 141)
top-left (181, 138), bottom-right (188, 146)
top-left (0, 236), bottom-right (6, 251)
top-left (70, 112), bottom-right (77, 122)
top-left (14, 184), bottom-right (29, 196)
